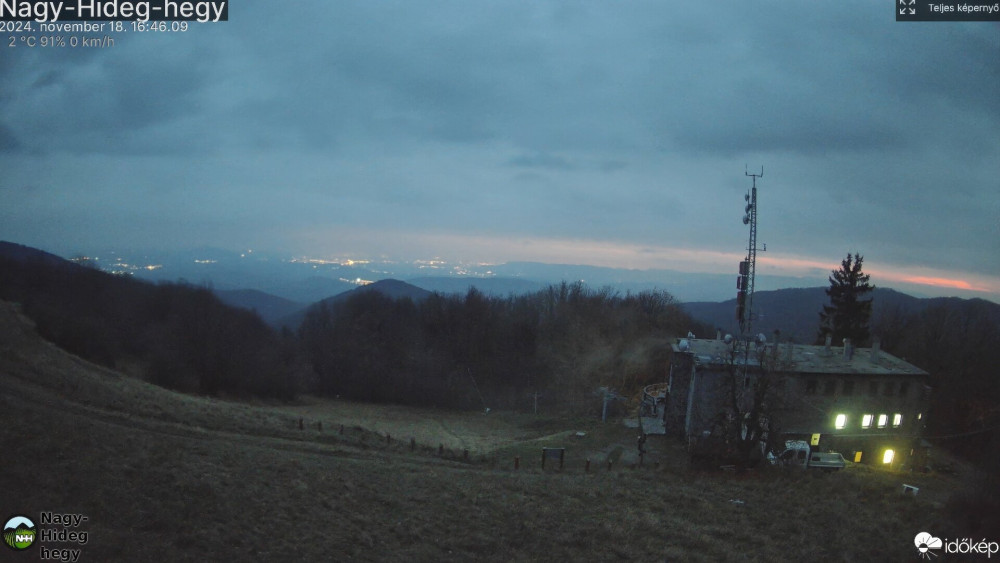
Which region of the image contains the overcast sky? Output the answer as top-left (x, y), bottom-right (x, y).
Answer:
top-left (1, 1), bottom-right (998, 300)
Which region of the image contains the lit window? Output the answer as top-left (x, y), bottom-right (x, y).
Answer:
top-left (877, 414), bottom-right (888, 428)
top-left (835, 414), bottom-right (847, 429)
top-left (854, 451), bottom-right (862, 463)
top-left (861, 414), bottom-right (873, 429)
top-left (883, 449), bottom-right (895, 464)
top-left (917, 413), bottom-right (922, 420)
top-left (892, 414), bottom-right (902, 428)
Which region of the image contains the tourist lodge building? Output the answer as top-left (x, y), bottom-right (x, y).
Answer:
top-left (666, 335), bottom-right (931, 468)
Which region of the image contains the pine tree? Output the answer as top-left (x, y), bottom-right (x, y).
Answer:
top-left (817, 253), bottom-right (874, 346)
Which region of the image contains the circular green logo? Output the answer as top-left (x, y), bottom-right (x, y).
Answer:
top-left (3, 516), bottom-right (36, 551)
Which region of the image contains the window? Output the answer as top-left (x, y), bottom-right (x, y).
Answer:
top-left (883, 381), bottom-right (895, 396)
top-left (883, 449), bottom-right (895, 464)
top-left (806, 379), bottom-right (817, 395)
top-left (861, 414), bottom-right (873, 429)
top-left (842, 380), bottom-right (854, 396)
top-left (868, 381), bottom-right (878, 396)
top-left (877, 414), bottom-right (888, 428)
top-left (892, 413), bottom-right (902, 428)
top-left (823, 380), bottom-right (836, 396)
top-left (834, 414), bottom-right (847, 429)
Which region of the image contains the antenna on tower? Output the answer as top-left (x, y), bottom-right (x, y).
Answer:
top-left (736, 166), bottom-right (766, 337)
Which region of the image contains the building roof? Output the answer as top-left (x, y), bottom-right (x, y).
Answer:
top-left (671, 338), bottom-right (928, 377)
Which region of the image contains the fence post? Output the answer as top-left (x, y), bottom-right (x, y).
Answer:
top-left (298, 418), bottom-right (303, 430)
top-left (439, 444), bottom-right (444, 456)
top-left (410, 438), bottom-right (416, 451)
top-left (586, 459), bottom-right (591, 473)
top-left (515, 456), bottom-right (520, 470)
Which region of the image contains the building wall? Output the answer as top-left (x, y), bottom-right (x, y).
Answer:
top-left (783, 373), bottom-right (929, 465)
top-left (668, 347), bottom-right (929, 466)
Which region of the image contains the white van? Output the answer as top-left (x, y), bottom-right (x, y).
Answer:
top-left (777, 441), bottom-right (846, 472)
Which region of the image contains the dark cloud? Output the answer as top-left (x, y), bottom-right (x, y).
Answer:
top-left (507, 153), bottom-right (577, 170)
top-left (0, 1), bottom-right (996, 299)
top-left (0, 123), bottom-right (21, 152)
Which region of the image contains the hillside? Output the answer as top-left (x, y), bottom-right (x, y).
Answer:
top-left (279, 279), bottom-right (433, 329)
top-left (213, 288), bottom-right (305, 327)
top-left (0, 299), bottom-right (978, 561)
top-left (407, 276), bottom-right (545, 296)
top-left (682, 287), bottom-right (936, 343)
top-left (0, 242), bottom-right (300, 398)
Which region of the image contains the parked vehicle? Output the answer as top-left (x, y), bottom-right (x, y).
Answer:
top-left (776, 440), bottom-right (846, 472)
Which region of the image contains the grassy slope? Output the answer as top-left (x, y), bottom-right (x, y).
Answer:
top-left (0, 301), bottom-right (969, 561)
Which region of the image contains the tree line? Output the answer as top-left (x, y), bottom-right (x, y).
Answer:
top-left (0, 250), bottom-right (708, 411)
top-left (299, 283), bottom-right (706, 410)
top-left (0, 253), bottom-right (302, 399)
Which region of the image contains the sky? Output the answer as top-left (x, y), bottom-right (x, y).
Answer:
top-left (1, 1), bottom-right (998, 301)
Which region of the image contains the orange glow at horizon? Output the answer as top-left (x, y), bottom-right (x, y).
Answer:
top-left (292, 227), bottom-right (999, 297)
top-left (897, 276), bottom-right (976, 291)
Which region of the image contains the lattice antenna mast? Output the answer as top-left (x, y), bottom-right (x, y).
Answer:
top-left (736, 166), bottom-right (765, 340)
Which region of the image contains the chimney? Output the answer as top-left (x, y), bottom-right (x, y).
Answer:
top-left (824, 335), bottom-right (832, 355)
top-left (870, 339), bottom-right (881, 363)
top-left (843, 338), bottom-right (853, 361)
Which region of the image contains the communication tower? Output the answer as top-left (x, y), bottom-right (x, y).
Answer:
top-left (736, 166), bottom-right (765, 338)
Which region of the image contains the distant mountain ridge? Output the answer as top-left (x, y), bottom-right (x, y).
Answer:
top-left (0, 241), bottom-right (80, 269)
top-left (277, 279), bottom-right (433, 329)
top-left (213, 289), bottom-right (305, 327)
top-left (406, 276), bottom-right (544, 296)
top-left (681, 286), bottom-right (1000, 343)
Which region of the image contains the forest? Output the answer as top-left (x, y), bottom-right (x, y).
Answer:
top-left (1, 243), bottom-right (996, 467)
top-left (0, 245), bottom-right (705, 412)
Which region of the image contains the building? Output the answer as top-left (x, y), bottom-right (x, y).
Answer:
top-left (666, 335), bottom-right (930, 467)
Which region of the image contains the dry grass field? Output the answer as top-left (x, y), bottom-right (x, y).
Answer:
top-left (0, 300), bottom-right (980, 561)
